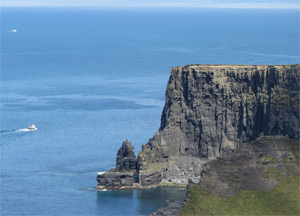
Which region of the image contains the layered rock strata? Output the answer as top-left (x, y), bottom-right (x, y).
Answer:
top-left (96, 64), bottom-right (300, 190)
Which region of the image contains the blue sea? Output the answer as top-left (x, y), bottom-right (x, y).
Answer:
top-left (1, 7), bottom-right (299, 216)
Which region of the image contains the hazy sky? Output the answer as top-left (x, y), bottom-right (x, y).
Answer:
top-left (1, 0), bottom-right (299, 8)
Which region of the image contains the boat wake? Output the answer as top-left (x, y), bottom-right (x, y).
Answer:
top-left (16, 128), bottom-right (32, 132)
top-left (1, 129), bottom-right (29, 134)
top-left (1, 126), bottom-right (37, 134)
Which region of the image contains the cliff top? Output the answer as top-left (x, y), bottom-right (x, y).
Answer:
top-left (171, 63), bottom-right (299, 79)
top-left (173, 63), bottom-right (299, 70)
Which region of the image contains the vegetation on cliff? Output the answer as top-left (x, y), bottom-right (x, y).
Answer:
top-left (179, 137), bottom-right (300, 216)
top-left (180, 175), bottom-right (299, 215)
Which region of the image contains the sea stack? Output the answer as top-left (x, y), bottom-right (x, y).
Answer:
top-left (96, 140), bottom-right (138, 190)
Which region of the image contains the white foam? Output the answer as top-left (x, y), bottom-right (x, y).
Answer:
top-left (16, 128), bottom-right (37, 132)
top-left (16, 128), bottom-right (31, 132)
top-left (97, 171), bottom-right (106, 175)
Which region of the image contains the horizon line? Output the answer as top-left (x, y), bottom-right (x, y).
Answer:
top-left (1, 2), bottom-right (299, 9)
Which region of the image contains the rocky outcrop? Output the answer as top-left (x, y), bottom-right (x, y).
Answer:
top-left (96, 64), bottom-right (300, 190)
top-left (116, 140), bottom-right (137, 171)
top-left (138, 64), bottom-right (300, 185)
top-left (97, 171), bottom-right (135, 189)
top-left (96, 140), bottom-right (138, 190)
top-left (149, 198), bottom-right (184, 216)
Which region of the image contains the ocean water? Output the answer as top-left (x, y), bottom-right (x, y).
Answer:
top-left (1, 7), bottom-right (299, 216)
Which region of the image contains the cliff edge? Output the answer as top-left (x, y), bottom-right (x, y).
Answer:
top-left (97, 64), bottom-right (300, 189)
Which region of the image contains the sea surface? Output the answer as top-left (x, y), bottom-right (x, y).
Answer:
top-left (1, 7), bottom-right (299, 216)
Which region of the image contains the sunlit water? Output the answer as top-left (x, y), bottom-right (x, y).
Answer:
top-left (1, 7), bottom-right (299, 216)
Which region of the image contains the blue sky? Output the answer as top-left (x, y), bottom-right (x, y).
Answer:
top-left (1, 0), bottom-right (299, 8)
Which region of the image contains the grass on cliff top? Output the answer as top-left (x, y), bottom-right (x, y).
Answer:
top-left (159, 182), bottom-right (187, 187)
top-left (179, 174), bottom-right (300, 216)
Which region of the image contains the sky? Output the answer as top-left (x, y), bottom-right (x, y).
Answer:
top-left (1, 0), bottom-right (299, 8)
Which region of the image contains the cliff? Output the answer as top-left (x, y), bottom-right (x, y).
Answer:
top-left (97, 64), bottom-right (300, 189)
top-left (138, 64), bottom-right (299, 185)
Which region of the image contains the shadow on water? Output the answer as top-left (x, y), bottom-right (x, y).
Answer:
top-left (96, 187), bottom-right (186, 215)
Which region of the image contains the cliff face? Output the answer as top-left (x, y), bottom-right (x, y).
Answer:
top-left (138, 64), bottom-right (300, 184)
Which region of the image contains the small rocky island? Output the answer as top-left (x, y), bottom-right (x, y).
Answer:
top-left (96, 140), bottom-right (139, 190)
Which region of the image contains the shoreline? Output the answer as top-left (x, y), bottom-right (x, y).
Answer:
top-left (94, 182), bottom-right (187, 191)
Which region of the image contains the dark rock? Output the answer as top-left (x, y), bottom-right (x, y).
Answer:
top-left (139, 170), bottom-right (162, 186)
top-left (96, 140), bottom-right (138, 190)
top-left (149, 198), bottom-right (184, 216)
top-left (116, 140), bottom-right (137, 171)
top-left (97, 171), bottom-right (134, 189)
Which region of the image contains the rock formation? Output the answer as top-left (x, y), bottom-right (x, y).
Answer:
top-left (97, 64), bottom-right (300, 190)
top-left (138, 64), bottom-right (300, 185)
top-left (96, 140), bottom-right (138, 190)
top-left (116, 140), bottom-right (137, 171)
top-left (149, 198), bottom-right (184, 216)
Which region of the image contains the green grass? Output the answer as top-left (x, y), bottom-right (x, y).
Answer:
top-left (263, 166), bottom-right (282, 178)
top-left (257, 156), bottom-right (275, 164)
top-left (179, 174), bottom-right (300, 216)
top-left (159, 182), bottom-right (187, 187)
top-left (148, 163), bottom-right (161, 172)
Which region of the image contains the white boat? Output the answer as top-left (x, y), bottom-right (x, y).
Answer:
top-left (11, 29), bottom-right (17, 33)
top-left (28, 124), bottom-right (37, 130)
